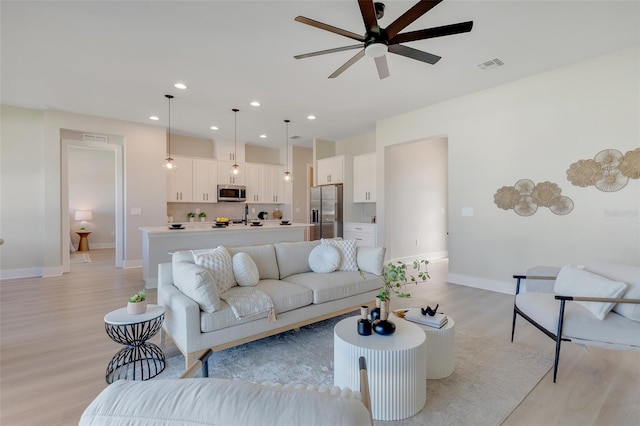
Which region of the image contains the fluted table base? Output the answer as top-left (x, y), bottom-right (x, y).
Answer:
top-left (334, 316), bottom-right (426, 421)
top-left (420, 317), bottom-right (455, 379)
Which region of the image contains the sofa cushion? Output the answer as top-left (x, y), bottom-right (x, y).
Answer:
top-left (283, 271), bottom-right (382, 304)
top-left (554, 266), bottom-right (627, 320)
top-left (258, 279), bottom-right (313, 314)
top-left (172, 261), bottom-right (220, 313)
top-left (201, 301), bottom-right (268, 333)
top-left (274, 240), bottom-right (320, 279)
top-left (584, 260), bottom-right (640, 322)
top-left (193, 246), bottom-right (236, 294)
top-left (172, 250), bottom-right (195, 263)
top-left (233, 252), bottom-right (259, 287)
top-left (356, 246), bottom-right (386, 276)
top-left (308, 244), bottom-right (340, 273)
top-left (322, 239), bottom-right (358, 271)
top-left (228, 245), bottom-right (280, 280)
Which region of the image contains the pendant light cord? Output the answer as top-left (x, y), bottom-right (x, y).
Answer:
top-left (165, 94), bottom-right (174, 158)
top-left (285, 119), bottom-right (290, 170)
top-left (232, 108), bottom-right (239, 162)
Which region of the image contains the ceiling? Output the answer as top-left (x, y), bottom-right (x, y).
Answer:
top-left (2, 1), bottom-right (638, 149)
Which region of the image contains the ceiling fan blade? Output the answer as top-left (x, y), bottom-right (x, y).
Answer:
top-left (294, 44), bottom-right (363, 60)
top-left (358, 0), bottom-right (380, 34)
top-left (329, 49), bottom-right (365, 78)
top-left (374, 56), bottom-right (390, 79)
top-left (295, 16), bottom-right (365, 42)
top-left (389, 44), bottom-right (441, 64)
top-left (390, 21), bottom-right (473, 45)
top-left (385, 0), bottom-right (443, 39)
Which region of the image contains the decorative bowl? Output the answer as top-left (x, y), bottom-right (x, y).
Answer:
top-left (280, 220), bottom-right (290, 225)
top-left (171, 224), bottom-right (183, 229)
top-left (252, 221), bottom-right (261, 226)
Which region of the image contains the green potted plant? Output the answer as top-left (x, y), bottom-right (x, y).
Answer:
top-left (373, 259), bottom-right (430, 325)
top-left (187, 212), bottom-right (195, 222)
top-left (127, 289), bottom-right (147, 315)
top-left (199, 212), bottom-right (207, 222)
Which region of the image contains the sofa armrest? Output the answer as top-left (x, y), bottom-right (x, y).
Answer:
top-left (555, 295), bottom-right (640, 304)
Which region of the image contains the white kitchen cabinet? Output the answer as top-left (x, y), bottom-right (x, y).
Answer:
top-left (217, 161), bottom-right (246, 185)
top-left (353, 153), bottom-right (376, 202)
top-left (166, 157), bottom-right (194, 202)
top-left (192, 158), bottom-right (218, 203)
top-left (215, 141), bottom-right (245, 163)
top-left (246, 163), bottom-right (284, 203)
top-left (343, 223), bottom-right (377, 247)
top-left (316, 156), bottom-right (344, 185)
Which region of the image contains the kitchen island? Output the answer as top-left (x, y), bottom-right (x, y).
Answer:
top-left (140, 222), bottom-right (310, 288)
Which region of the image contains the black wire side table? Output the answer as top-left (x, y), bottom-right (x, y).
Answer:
top-left (104, 304), bottom-right (165, 384)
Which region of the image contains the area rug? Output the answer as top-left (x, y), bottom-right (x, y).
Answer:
top-left (157, 315), bottom-right (552, 425)
top-left (70, 252), bottom-right (91, 263)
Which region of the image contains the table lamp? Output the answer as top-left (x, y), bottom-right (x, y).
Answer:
top-left (75, 210), bottom-right (93, 230)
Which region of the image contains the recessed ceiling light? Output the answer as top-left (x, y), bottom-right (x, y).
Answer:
top-left (210, 126), bottom-right (219, 130)
top-left (307, 115), bottom-right (316, 120)
top-left (149, 116), bottom-right (159, 121)
top-left (250, 101), bottom-right (261, 107)
top-left (259, 134), bottom-right (267, 139)
top-left (174, 82), bottom-right (187, 89)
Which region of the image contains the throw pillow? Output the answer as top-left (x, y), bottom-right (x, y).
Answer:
top-left (321, 239), bottom-right (358, 271)
top-left (356, 246), bottom-right (386, 276)
top-left (308, 244), bottom-right (340, 273)
top-left (193, 246), bottom-right (236, 294)
top-left (172, 261), bottom-right (220, 313)
top-left (554, 265), bottom-right (628, 320)
top-left (584, 260), bottom-right (640, 322)
top-left (233, 252), bottom-right (260, 287)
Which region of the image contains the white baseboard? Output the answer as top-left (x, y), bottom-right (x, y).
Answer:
top-left (0, 267), bottom-right (43, 280)
top-left (389, 251), bottom-right (449, 265)
top-left (123, 259), bottom-right (142, 269)
top-left (446, 272), bottom-right (515, 295)
top-left (90, 242), bottom-right (116, 249)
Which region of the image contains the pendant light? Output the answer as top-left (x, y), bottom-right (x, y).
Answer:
top-left (230, 108), bottom-right (242, 176)
top-left (283, 119), bottom-right (293, 183)
top-left (163, 94), bottom-right (176, 170)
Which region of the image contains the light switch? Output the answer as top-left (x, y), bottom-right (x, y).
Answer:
top-left (131, 208), bottom-right (142, 216)
top-left (461, 207), bottom-right (474, 217)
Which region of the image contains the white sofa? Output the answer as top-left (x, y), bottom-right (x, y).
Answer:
top-left (158, 239), bottom-right (385, 367)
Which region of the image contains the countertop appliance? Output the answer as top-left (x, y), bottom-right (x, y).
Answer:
top-left (218, 184), bottom-right (246, 202)
top-left (310, 184), bottom-right (343, 240)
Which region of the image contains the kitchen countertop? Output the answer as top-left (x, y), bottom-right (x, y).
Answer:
top-left (140, 222), bottom-right (310, 234)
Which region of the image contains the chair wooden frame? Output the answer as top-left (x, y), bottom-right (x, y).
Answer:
top-left (511, 274), bottom-right (640, 383)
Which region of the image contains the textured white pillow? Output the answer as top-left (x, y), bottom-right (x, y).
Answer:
top-left (554, 265), bottom-right (628, 320)
top-left (232, 252), bottom-right (260, 287)
top-left (356, 246), bottom-right (386, 276)
top-left (308, 244), bottom-right (340, 273)
top-left (584, 260), bottom-right (640, 322)
top-left (172, 261), bottom-right (220, 313)
top-left (193, 246), bottom-right (236, 294)
top-left (321, 239), bottom-right (358, 271)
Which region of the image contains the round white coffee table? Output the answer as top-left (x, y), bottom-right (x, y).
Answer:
top-left (334, 316), bottom-right (426, 421)
top-left (104, 304), bottom-right (165, 384)
top-left (415, 317), bottom-right (455, 379)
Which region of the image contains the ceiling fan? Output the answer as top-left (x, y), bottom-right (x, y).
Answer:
top-left (294, 0), bottom-right (473, 79)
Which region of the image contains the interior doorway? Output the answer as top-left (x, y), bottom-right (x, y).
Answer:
top-left (61, 133), bottom-right (124, 272)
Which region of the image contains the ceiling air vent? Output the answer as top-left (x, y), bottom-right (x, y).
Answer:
top-left (83, 133), bottom-right (108, 143)
top-left (476, 58), bottom-right (504, 71)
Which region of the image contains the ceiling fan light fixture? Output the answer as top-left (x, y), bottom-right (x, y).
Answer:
top-left (365, 42), bottom-right (388, 58)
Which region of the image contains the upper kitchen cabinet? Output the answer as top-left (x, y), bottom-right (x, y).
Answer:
top-left (166, 157), bottom-right (194, 202)
top-left (353, 153), bottom-right (376, 202)
top-left (217, 160), bottom-right (246, 185)
top-left (246, 163), bottom-right (284, 203)
top-left (215, 141), bottom-right (245, 163)
top-left (316, 155), bottom-right (344, 185)
top-left (192, 158), bottom-right (218, 203)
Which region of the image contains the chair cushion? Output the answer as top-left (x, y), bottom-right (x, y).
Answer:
top-left (233, 252), bottom-right (259, 287)
top-left (308, 244), bottom-right (340, 273)
top-left (193, 246), bottom-right (236, 294)
top-left (554, 265), bottom-right (627, 320)
top-left (321, 239), bottom-right (358, 271)
top-left (584, 260), bottom-right (640, 322)
top-left (274, 240), bottom-right (320, 279)
top-left (227, 244), bottom-right (280, 280)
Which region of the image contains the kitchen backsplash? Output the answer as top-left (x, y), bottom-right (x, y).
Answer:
top-left (167, 203), bottom-right (286, 223)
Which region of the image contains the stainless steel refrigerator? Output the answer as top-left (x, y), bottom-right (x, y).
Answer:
top-left (310, 184), bottom-right (343, 240)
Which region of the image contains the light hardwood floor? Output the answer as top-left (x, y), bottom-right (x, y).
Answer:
top-left (1, 249), bottom-right (638, 425)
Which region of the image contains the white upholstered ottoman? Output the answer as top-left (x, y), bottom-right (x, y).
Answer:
top-left (417, 317), bottom-right (455, 379)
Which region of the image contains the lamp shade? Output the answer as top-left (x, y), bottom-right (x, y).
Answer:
top-left (75, 210), bottom-right (93, 221)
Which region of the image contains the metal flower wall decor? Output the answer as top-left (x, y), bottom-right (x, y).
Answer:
top-left (494, 179), bottom-right (574, 216)
top-left (567, 148), bottom-right (640, 192)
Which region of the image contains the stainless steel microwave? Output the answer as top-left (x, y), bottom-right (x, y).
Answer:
top-left (217, 185), bottom-right (246, 202)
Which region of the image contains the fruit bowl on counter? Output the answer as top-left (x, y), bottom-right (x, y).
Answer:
top-left (214, 217), bottom-right (230, 227)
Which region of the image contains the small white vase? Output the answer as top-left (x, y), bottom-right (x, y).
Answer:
top-left (200, 217), bottom-right (206, 222)
top-left (189, 217), bottom-right (195, 222)
top-left (127, 301), bottom-right (147, 315)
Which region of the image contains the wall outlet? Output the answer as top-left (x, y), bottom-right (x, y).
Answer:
top-left (416, 238), bottom-right (420, 246)
top-left (131, 207), bottom-right (142, 216)
top-left (251, 208), bottom-right (256, 213)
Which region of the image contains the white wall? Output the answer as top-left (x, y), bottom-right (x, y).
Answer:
top-left (377, 46), bottom-right (640, 293)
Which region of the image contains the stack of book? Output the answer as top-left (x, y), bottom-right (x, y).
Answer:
top-left (404, 308), bottom-right (448, 329)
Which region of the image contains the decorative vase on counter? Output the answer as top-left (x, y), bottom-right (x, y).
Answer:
top-left (200, 217), bottom-right (206, 222)
top-left (127, 301), bottom-right (147, 315)
top-left (372, 298), bottom-right (395, 335)
top-left (370, 297), bottom-right (382, 322)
